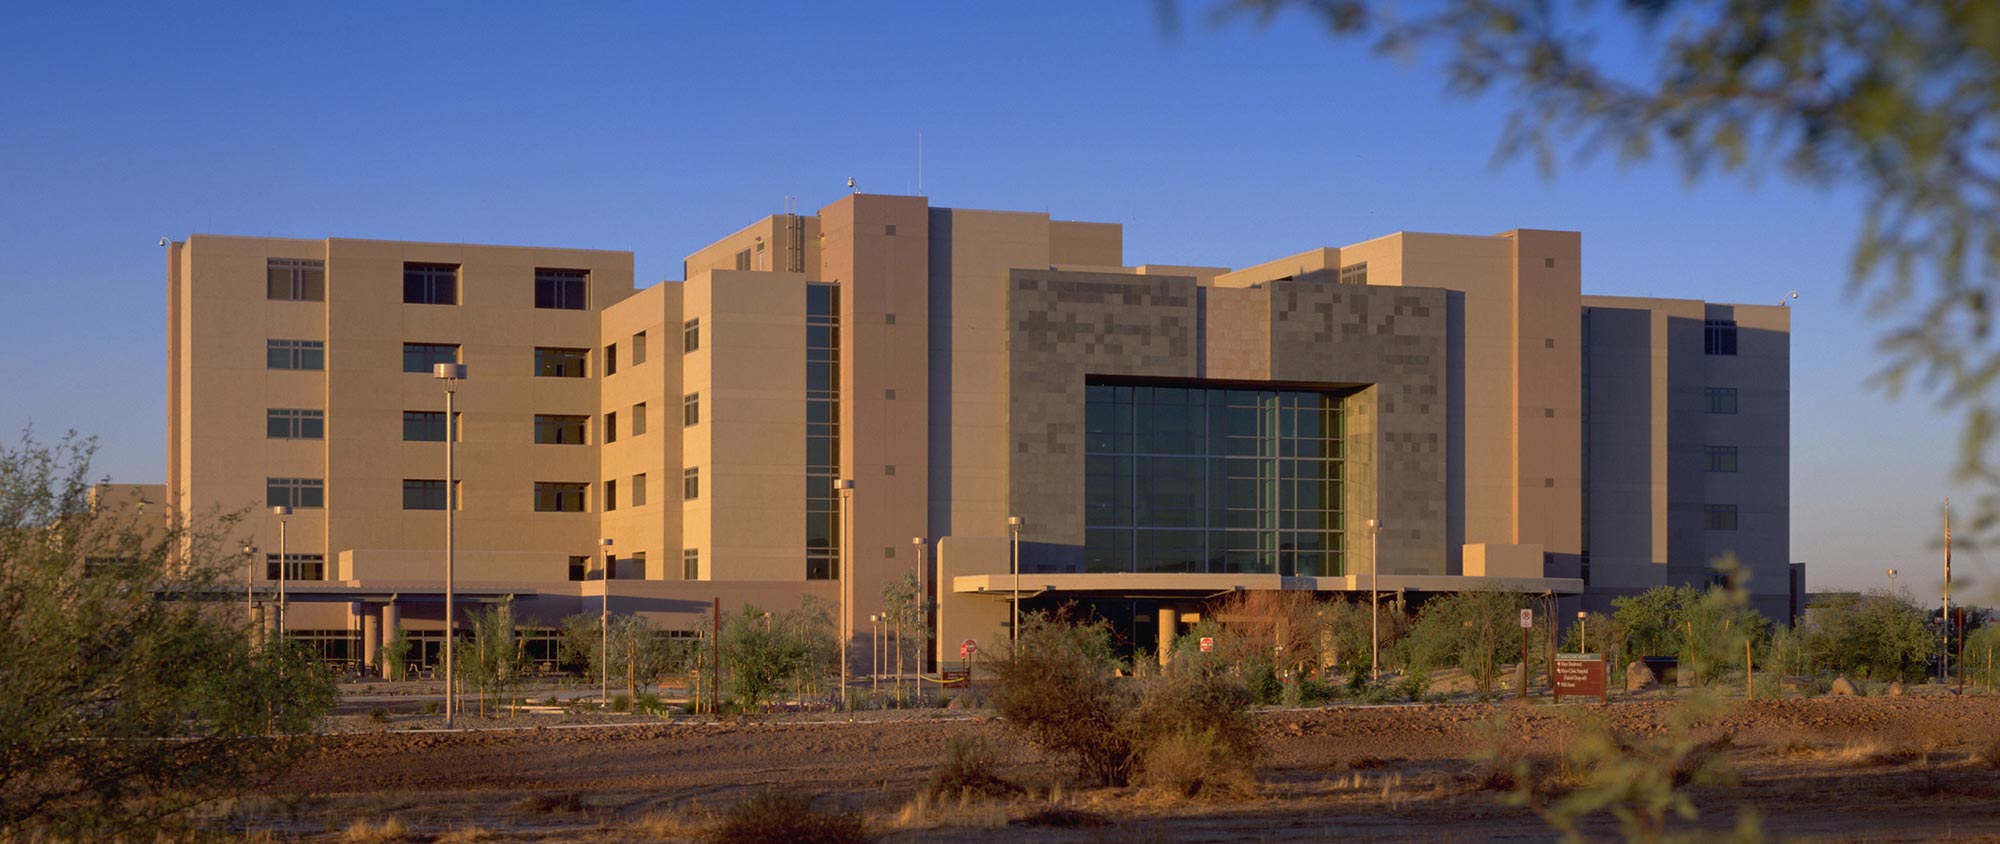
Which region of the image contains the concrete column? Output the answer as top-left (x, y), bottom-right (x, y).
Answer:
top-left (361, 604), bottom-right (381, 671)
top-left (1157, 605), bottom-right (1177, 666)
top-left (380, 603), bottom-right (402, 680)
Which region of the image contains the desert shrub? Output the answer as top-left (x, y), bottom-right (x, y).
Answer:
top-left (986, 612), bottom-right (1134, 786)
top-left (1244, 659), bottom-right (1283, 705)
top-left (1798, 593), bottom-right (1933, 683)
top-left (1395, 670), bottom-right (1430, 702)
top-left (991, 611), bottom-right (1260, 789)
top-left (923, 735), bottom-right (1021, 801)
top-left (610, 693), bottom-right (631, 712)
top-left (0, 434), bottom-right (338, 842)
top-left (421, 701), bottom-right (439, 715)
top-left (707, 790), bottom-right (868, 844)
top-left (1398, 591), bottom-right (1540, 694)
top-left (1297, 677), bottom-right (1339, 705)
top-left (1124, 668), bottom-right (1259, 788)
top-left (1976, 738), bottom-right (2000, 771)
top-left (1136, 728), bottom-right (1257, 798)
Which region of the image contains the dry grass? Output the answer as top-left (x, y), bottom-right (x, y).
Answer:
top-left (1815, 739), bottom-right (1921, 767)
top-left (891, 791), bottom-right (1010, 831)
top-left (434, 826), bottom-right (496, 843)
top-left (1978, 738), bottom-right (2000, 771)
top-left (621, 804), bottom-right (717, 840)
top-left (1134, 728), bottom-right (1257, 799)
top-left (339, 817), bottom-right (409, 844)
top-left (922, 735), bottom-right (1023, 802)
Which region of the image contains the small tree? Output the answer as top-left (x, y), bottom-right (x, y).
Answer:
top-left (1800, 592), bottom-right (1933, 682)
top-left (1399, 590), bottom-right (1541, 695)
top-left (722, 605), bottom-right (808, 711)
top-left (461, 599), bottom-right (523, 717)
top-left (986, 611), bottom-right (1134, 785)
top-left (0, 432), bottom-right (337, 840)
top-left (378, 628), bottom-right (412, 681)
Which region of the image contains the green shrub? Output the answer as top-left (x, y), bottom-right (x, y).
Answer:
top-left (1395, 670), bottom-right (1430, 702)
top-left (707, 790), bottom-right (868, 844)
top-left (923, 736), bottom-right (1021, 801)
top-left (1297, 678), bottom-right (1338, 705)
top-left (611, 693), bottom-right (631, 712)
top-left (1245, 659), bottom-right (1283, 705)
top-left (421, 701), bottom-right (439, 716)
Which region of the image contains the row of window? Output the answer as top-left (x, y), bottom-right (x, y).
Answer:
top-left (265, 474), bottom-right (696, 512)
top-left (254, 549), bottom-right (706, 583)
top-left (264, 407), bottom-right (676, 444)
top-left (266, 259), bottom-right (594, 310)
top-left (267, 341), bottom-right (669, 379)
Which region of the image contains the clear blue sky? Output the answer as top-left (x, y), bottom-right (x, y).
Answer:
top-left (0, 2), bottom-right (1971, 594)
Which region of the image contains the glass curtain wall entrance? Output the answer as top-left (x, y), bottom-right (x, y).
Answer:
top-left (1085, 380), bottom-right (1347, 577)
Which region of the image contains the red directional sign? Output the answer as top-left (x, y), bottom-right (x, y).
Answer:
top-left (959, 638), bottom-right (978, 659)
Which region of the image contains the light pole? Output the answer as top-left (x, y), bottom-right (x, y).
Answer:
top-left (1007, 516), bottom-right (1024, 646)
top-left (1888, 568), bottom-right (1898, 598)
top-left (433, 362), bottom-right (466, 729)
top-left (870, 614), bottom-right (882, 692)
top-left (242, 543), bottom-right (258, 628)
top-left (274, 505), bottom-right (291, 637)
top-left (1367, 518), bottom-right (1383, 682)
top-left (912, 536), bottom-right (926, 674)
top-left (1577, 610), bottom-right (1588, 653)
top-left (601, 537), bottom-right (614, 706)
top-left (837, 479), bottom-right (854, 710)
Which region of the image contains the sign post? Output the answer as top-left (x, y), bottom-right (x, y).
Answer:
top-left (1519, 609), bottom-right (1533, 698)
top-left (958, 638), bottom-right (977, 689)
top-left (1554, 653), bottom-right (1609, 703)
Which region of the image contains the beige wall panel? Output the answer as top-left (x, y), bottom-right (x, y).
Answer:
top-left (818, 194), bottom-right (932, 627)
top-left (1506, 230), bottom-right (1583, 554)
top-left (1202, 285), bottom-right (1271, 380)
top-left (704, 269), bottom-right (809, 582)
top-left (928, 209), bottom-right (1054, 542)
top-left (1048, 220), bottom-right (1123, 267)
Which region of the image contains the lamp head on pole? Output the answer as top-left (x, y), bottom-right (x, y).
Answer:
top-left (911, 536), bottom-right (924, 546)
top-left (1007, 515), bottom-right (1023, 529)
top-left (837, 479), bottom-right (854, 493)
top-left (433, 362), bottom-right (467, 392)
top-left (601, 538), bottom-right (614, 547)
top-left (272, 505), bottom-right (292, 517)
top-left (1367, 518), bottom-right (1382, 530)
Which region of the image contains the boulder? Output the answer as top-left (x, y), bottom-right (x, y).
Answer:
top-left (1625, 661), bottom-right (1657, 692)
top-left (1888, 681), bottom-right (1904, 697)
top-left (1830, 676), bottom-right (1857, 696)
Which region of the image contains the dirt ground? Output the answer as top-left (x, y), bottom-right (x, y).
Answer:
top-left (225, 695), bottom-right (2000, 843)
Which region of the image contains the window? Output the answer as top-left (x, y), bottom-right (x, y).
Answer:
top-left (534, 414), bottom-right (589, 445)
top-left (631, 473), bottom-right (647, 507)
top-left (402, 411), bottom-right (458, 442)
top-left (568, 555), bottom-right (589, 582)
top-left (683, 548), bottom-right (699, 580)
top-left (1704, 319), bottom-right (1738, 355)
top-left (806, 283), bottom-right (840, 580)
top-left (403, 262), bottom-right (459, 305)
top-left (402, 479), bottom-right (454, 511)
top-left (1704, 445), bottom-right (1739, 473)
top-left (604, 478), bottom-right (617, 511)
top-left (735, 248), bottom-right (751, 270)
top-left (534, 268), bottom-right (587, 310)
top-left (529, 347), bottom-right (586, 378)
top-left (1704, 387), bottom-right (1739, 414)
top-left (683, 393), bottom-right (700, 427)
top-left (604, 343), bottom-right (617, 376)
top-left (1083, 380), bottom-right (1346, 577)
top-left (264, 553), bottom-right (326, 581)
top-left (403, 343), bottom-right (459, 374)
top-left (683, 319), bottom-right (699, 353)
top-left (603, 411), bottom-right (617, 444)
top-left (267, 258), bottom-right (325, 301)
top-left (266, 409), bottom-right (324, 439)
top-left (631, 331), bottom-right (647, 365)
top-left (683, 467), bottom-right (700, 500)
top-left (1338, 262), bottom-right (1368, 285)
top-left (631, 402), bottom-right (647, 436)
top-left (1703, 503), bottom-right (1739, 531)
top-left (267, 339), bottom-right (325, 370)
top-left (266, 477), bottom-right (324, 509)
top-left (533, 482), bottom-right (588, 512)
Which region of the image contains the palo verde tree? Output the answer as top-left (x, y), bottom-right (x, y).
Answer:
top-left (1398, 590), bottom-right (1544, 695)
top-left (1187, 0), bottom-right (2000, 546)
top-left (0, 432), bottom-right (337, 841)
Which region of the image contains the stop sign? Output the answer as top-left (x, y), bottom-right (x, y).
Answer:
top-left (1199, 636), bottom-right (1214, 653)
top-left (960, 638), bottom-right (978, 659)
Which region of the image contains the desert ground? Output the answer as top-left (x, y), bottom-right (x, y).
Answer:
top-left (213, 690), bottom-right (2000, 843)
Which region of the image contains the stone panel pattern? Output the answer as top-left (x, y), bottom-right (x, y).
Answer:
top-left (1266, 281), bottom-right (1449, 575)
top-left (1007, 270), bottom-right (1199, 566)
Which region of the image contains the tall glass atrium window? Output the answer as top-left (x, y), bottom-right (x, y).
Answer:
top-left (1085, 382), bottom-right (1345, 577)
top-left (805, 283), bottom-right (841, 580)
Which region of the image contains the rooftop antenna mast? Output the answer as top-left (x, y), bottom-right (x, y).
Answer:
top-left (917, 131), bottom-right (923, 196)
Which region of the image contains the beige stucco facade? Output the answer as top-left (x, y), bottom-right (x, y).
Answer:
top-left (161, 194), bottom-right (1790, 668)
